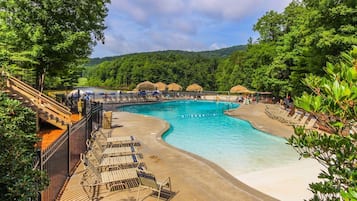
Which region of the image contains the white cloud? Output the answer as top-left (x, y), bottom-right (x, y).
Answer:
top-left (149, 31), bottom-right (206, 51)
top-left (91, 0), bottom-right (293, 57)
top-left (161, 19), bottom-right (199, 34)
top-left (189, 0), bottom-right (252, 20)
top-left (209, 43), bottom-right (228, 50)
top-left (189, 0), bottom-right (292, 20)
top-left (110, 0), bottom-right (187, 26)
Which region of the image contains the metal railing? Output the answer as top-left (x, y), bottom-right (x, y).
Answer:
top-left (36, 102), bottom-right (103, 201)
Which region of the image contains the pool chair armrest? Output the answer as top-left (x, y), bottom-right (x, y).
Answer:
top-left (158, 177), bottom-right (172, 190)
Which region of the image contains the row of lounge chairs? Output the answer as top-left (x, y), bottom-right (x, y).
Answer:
top-left (81, 128), bottom-right (173, 200)
top-left (265, 104), bottom-right (317, 130)
top-left (265, 104), bottom-right (357, 135)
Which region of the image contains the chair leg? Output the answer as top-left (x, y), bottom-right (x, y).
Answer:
top-left (157, 190), bottom-right (161, 201)
top-left (136, 187), bottom-right (141, 201)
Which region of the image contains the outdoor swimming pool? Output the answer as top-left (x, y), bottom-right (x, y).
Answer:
top-left (120, 100), bottom-right (299, 175)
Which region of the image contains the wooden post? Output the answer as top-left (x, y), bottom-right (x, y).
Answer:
top-left (67, 124), bottom-right (71, 177)
top-left (36, 110), bottom-right (40, 132)
top-left (102, 111), bottom-right (112, 129)
top-left (37, 148), bottom-right (43, 201)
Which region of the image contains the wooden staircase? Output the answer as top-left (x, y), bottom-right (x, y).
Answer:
top-left (3, 73), bottom-right (72, 130)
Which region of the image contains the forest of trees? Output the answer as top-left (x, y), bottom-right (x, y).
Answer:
top-left (85, 0), bottom-right (356, 98)
top-left (84, 46), bottom-right (246, 91)
top-left (86, 50), bottom-right (223, 91)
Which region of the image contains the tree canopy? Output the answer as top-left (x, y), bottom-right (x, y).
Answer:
top-left (85, 51), bottom-right (221, 91)
top-left (0, 0), bottom-right (110, 91)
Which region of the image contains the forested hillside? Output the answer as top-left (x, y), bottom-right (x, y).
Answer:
top-left (86, 45), bottom-right (246, 66)
top-left (85, 0), bottom-right (357, 97)
top-left (85, 51), bottom-right (220, 90)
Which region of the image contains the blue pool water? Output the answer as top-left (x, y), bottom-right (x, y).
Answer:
top-left (120, 100), bottom-right (298, 175)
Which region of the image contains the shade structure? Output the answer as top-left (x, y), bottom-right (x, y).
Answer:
top-left (136, 81), bottom-right (156, 91)
top-left (167, 83), bottom-right (182, 91)
top-left (186, 83), bottom-right (203, 92)
top-left (230, 85), bottom-right (253, 94)
top-left (67, 89), bottom-right (85, 98)
top-left (155, 82), bottom-right (167, 91)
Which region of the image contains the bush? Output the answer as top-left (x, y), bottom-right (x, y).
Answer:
top-left (0, 93), bottom-right (48, 200)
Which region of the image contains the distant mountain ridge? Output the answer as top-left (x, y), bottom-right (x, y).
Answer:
top-left (87, 45), bottom-right (246, 66)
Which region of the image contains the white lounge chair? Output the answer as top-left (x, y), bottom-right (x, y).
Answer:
top-left (87, 148), bottom-right (144, 171)
top-left (81, 154), bottom-right (139, 191)
top-left (87, 138), bottom-right (139, 157)
top-left (91, 129), bottom-right (140, 147)
top-left (305, 118), bottom-right (317, 130)
top-left (283, 112), bottom-right (301, 124)
top-left (288, 114), bottom-right (309, 126)
top-left (136, 170), bottom-right (173, 201)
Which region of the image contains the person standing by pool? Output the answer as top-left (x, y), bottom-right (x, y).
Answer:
top-left (284, 95), bottom-right (292, 109)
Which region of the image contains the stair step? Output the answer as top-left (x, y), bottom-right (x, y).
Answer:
top-left (5, 78), bottom-right (70, 130)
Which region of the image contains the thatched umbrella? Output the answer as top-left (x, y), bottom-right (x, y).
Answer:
top-left (230, 85), bottom-right (253, 94)
top-left (155, 82), bottom-right (167, 91)
top-left (186, 83), bottom-right (203, 92)
top-left (167, 83), bottom-right (182, 91)
top-left (136, 81), bottom-right (156, 91)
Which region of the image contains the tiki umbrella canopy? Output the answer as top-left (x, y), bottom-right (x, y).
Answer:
top-left (136, 81), bottom-right (156, 91)
top-left (155, 82), bottom-right (167, 91)
top-left (230, 85), bottom-right (251, 93)
top-left (167, 83), bottom-right (182, 91)
top-left (186, 83), bottom-right (203, 92)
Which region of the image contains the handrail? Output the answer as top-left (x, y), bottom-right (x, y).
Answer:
top-left (6, 75), bottom-right (71, 123)
top-left (8, 76), bottom-right (71, 114)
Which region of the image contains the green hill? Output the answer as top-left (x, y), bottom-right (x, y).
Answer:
top-left (87, 45), bottom-right (246, 66)
top-left (196, 45), bottom-right (246, 58)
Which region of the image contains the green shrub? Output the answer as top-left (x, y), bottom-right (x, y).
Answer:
top-left (0, 93), bottom-right (49, 200)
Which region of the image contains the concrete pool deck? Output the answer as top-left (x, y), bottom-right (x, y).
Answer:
top-left (60, 102), bottom-right (322, 201)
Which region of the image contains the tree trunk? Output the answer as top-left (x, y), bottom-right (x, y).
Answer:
top-left (36, 68), bottom-right (46, 92)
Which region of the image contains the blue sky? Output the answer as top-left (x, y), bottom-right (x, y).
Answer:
top-left (91, 0), bottom-right (292, 58)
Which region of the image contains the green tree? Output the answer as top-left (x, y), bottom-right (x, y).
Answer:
top-left (250, 0), bottom-right (357, 98)
top-left (1, 0), bottom-right (110, 91)
top-left (288, 0), bottom-right (357, 95)
top-left (244, 42), bottom-right (277, 93)
top-left (0, 93), bottom-right (49, 200)
top-left (287, 47), bottom-right (357, 200)
top-left (253, 10), bottom-right (284, 42)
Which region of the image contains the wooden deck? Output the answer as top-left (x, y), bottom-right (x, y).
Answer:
top-left (37, 114), bottom-right (81, 151)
